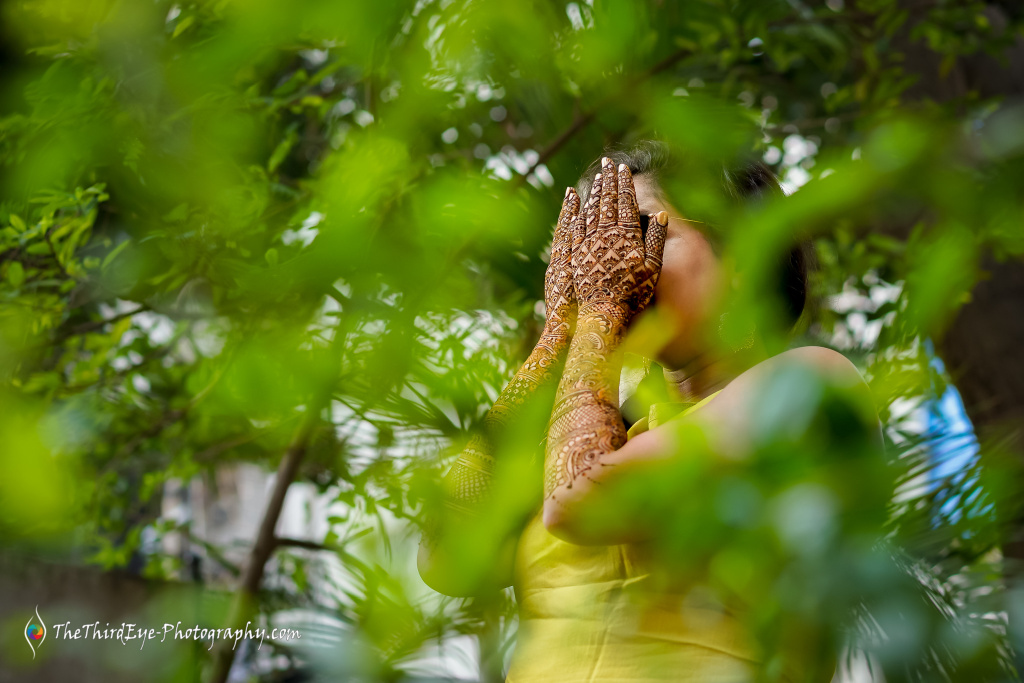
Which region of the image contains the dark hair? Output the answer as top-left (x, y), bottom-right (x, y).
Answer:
top-left (575, 140), bottom-right (815, 333)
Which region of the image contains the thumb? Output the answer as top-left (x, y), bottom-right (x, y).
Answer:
top-left (644, 211), bottom-right (668, 273)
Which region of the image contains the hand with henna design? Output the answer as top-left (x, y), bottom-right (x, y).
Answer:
top-left (543, 187), bottom-right (582, 336)
top-left (543, 157), bottom-right (668, 522)
top-left (573, 160), bottom-right (668, 319)
top-left (418, 188), bottom-right (584, 596)
top-left (488, 187), bottom-right (582, 426)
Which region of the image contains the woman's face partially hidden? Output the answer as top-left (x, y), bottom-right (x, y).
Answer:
top-left (634, 175), bottom-right (727, 369)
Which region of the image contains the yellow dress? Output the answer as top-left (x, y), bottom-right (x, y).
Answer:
top-left (505, 390), bottom-right (763, 683)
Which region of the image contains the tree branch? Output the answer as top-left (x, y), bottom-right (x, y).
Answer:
top-left (64, 304), bottom-right (149, 338)
top-left (274, 537), bottom-right (329, 552)
top-left (516, 48), bottom-right (691, 186)
top-left (205, 313), bottom-right (349, 683)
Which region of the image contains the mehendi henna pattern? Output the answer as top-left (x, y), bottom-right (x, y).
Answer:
top-left (544, 158), bottom-right (668, 503)
top-left (423, 187), bottom-right (584, 546)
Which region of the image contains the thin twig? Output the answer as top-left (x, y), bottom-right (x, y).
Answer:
top-left (516, 47), bottom-right (691, 185)
top-left (763, 112), bottom-right (861, 133)
top-left (275, 537), bottom-right (330, 552)
top-left (177, 525), bottom-right (243, 577)
top-left (65, 304), bottom-right (149, 337)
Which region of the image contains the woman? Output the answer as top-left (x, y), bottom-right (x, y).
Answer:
top-left (418, 142), bottom-right (883, 682)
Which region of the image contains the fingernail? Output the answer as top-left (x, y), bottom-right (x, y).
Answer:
top-left (594, 173), bottom-right (602, 181)
top-left (618, 163), bottom-right (628, 172)
top-left (656, 211), bottom-right (669, 226)
top-left (565, 187), bottom-right (572, 198)
top-left (601, 156), bottom-right (611, 165)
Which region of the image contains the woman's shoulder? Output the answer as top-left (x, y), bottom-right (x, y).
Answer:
top-left (759, 345), bottom-right (866, 387)
top-left (703, 346), bottom-right (870, 419)
top-left (759, 345), bottom-right (883, 448)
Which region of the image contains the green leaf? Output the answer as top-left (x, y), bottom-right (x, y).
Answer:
top-left (172, 15), bottom-right (195, 39)
top-left (6, 261), bottom-right (25, 287)
top-left (163, 204), bottom-right (189, 223)
top-left (271, 69), bottom-right (308, 97)
top-left (268, 124), bottom-right (299, 173)
top-left (102, 239), bottom-right (132, 269)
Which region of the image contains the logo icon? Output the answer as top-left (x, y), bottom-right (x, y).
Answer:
top-left (24, 605), bottom-right (46, 659)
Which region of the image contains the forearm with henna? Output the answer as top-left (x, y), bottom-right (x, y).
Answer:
top-left (545, 300), bottom-right (630, 497)
top-left (440, 328), bottom-right (571, 515)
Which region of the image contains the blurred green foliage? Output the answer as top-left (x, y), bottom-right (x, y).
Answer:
top-left (1, 0), bottom-right (1023, 681)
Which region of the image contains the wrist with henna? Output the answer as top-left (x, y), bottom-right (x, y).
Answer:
top-left (544, 302), bottom-right (630, 499)
top-left (484, 329), bottom-right (571, 429)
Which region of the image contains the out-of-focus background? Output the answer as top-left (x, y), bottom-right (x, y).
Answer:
top-left (1, 1), bottom-right (1023, 682)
